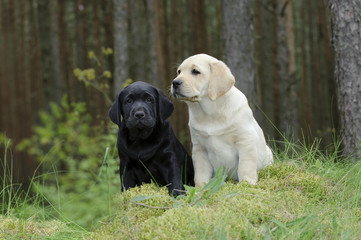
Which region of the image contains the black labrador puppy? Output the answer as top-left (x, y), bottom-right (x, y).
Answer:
top-left (109, 81), bottom-right (194, 196)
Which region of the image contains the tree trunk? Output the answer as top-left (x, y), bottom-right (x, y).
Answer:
top-left (113, 0), bottom-right (128, 96)
top-left (193, 0), bottom-right (208, 53)
top-left (330, 0), bottom-right (361, 160)
top-left (37, 0), bottom-right (53, 103)
top-left (276, 0), bottom-right (299, 140)
top-left (153, 0), bottom-right (169, 91)
top-left (221, 0), bottom-right (258, 112)
top-left (146, 0), bottom-right (158, 86)
top-left (49, 0), bottom-right (63, 101)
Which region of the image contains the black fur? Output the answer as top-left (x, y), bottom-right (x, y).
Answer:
top-left (109, 81), bottom-right (194, 196)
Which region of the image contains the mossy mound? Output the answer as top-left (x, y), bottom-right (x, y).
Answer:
top-left (0, 215), bottom-right (68, 239)
top-left (90, 162), bottom-right (351, 240)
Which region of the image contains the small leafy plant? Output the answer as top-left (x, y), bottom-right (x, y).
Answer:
top-left (73, 47), bottom-right (113, 105)
top-left (17, 96), bottom-right (119, 228)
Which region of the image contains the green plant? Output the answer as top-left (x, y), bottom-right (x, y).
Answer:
top-left (16, 96), bottom-right (120, 228)
top-left (18, 95), bottom-right (114, 190)
top-left (73, 48), bottom-right (113, 105)
top-left (73, 48), bottom-right (134, 106)
top-left (1, 133), bottom-right (15, 216)
top-left (2, 135), bottom-right (361, 239)
top-left (1, 134), bottom-right (89, 238)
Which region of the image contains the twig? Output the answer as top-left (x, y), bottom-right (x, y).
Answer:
top-left (80, 76), bottom-right (113, 105)
top-left (225, 193), bottom-right (271, 200)
top-left (130, 201), bottom-right (173, 209)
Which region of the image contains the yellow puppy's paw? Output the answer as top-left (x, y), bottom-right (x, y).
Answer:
top-left (239, 175), bottom-right (258, 185)
top-left (195, 182), bottom-right (207, 189)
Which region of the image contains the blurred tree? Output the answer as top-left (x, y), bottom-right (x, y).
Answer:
top-left (38, 0), bottom-right (56, 103)
top-left (113, 0), bottom-right (128, 95)
top-left (275, 0), bottom-right (299, 140)
top-left (330, 0), bottom-right (361, 160)
top-left (221, 0), bottom-right (259, 111)
top-left (49, 0), bottom-right (63, 101)
top-left (0, 0), bottom-right (346, 186)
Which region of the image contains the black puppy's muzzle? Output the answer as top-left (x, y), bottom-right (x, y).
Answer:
top-left (126, 107), bottom-right (156, 140)
top-left (134, 110), bottom-right (145, 119)
top-left (131, 107), bottom-right (148, 123)
top-left (126, 107), bottom-right (155, 129)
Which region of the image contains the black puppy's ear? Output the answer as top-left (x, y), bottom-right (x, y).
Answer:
top-left (155, 88), bottom-right (174, 124)
top-left (109, 93), bottom-right (122, 126)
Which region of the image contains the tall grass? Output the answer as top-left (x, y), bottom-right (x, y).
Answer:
top-left (265, 137), bottom-right (361, 239)
top-left (1, 133), bottom-right (361, 239)
top-left (0, 136), bottom-right (88, 239)
top-left (0, 135), bottom-right (120, 239)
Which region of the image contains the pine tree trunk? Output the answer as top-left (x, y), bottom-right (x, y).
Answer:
top-left (49, 0), bottom-right (63, 101)
top-left (221, 0), bottom-right (258, 111)
top-left (113, 0), bottom-right (128, 96)
top-left (330, 0), bottom-right (361, 160)
top-left (277, 0), bottom-right (299, 140)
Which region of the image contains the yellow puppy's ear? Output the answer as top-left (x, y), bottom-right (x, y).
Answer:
top-left (208, 60), bottom-right (235, 101)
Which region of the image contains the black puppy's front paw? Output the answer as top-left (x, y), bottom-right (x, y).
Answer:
top-left (169, 188), bottom-right (185, 197)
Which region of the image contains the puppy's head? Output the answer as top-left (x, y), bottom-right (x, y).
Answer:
top-left (171, 54), bottom-right (235, 101)
top-left (109, 81), bottom-right (173, 140)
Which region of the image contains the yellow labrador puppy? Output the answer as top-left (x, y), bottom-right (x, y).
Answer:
top-left (171, 54), bottom-right (273, 186)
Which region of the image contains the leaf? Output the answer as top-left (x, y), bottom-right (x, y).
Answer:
top-left (73, 68), bottom-right (84, 80)
top-left (88, 51), bottom-right (95, 59)
top-left (201, 166), bottom-right (226, 198)
top-left (332, 216), bottom-right (338, 233)
top-left (50, 102), bottom-right (62, 119)
top-left (84, 68), bottom-right (96, 80)
top-left (61, 95), bottom-right (69, 110)
top-left (184, 185), bottom-right (196, 202)
top-left (122, 78), bottom-right (133, 88)
top-left (102, 47), bottom-right (113, 56)
top-left (271, 219), bottom-right (288, 231)
top-left (103, 70), bottom-right (112, 79)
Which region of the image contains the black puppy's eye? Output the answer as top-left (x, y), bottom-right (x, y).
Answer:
top-left (146, 97), bottom-right (153, 103)
top-left (192, 69), bottom-right (200, 75)
top-left (126, 98), bottom-right (133, 104)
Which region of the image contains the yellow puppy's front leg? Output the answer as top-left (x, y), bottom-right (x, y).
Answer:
top-left (237, 144), bottom-right (258, 185)
top-left (192, 144), bottom-right (213, 188)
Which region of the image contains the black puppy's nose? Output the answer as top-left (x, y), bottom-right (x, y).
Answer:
top-left (172, 79), bottom-right (182, 89)
top-left (135, 111), bottom-right (145, 119)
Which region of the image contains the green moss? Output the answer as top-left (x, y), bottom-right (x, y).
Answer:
top-left (0, 215), bottom-right (69, 239)
top-left (258, 163), bottom-right (331, 201)
top-left (90, 161), bottom-right (360, 239)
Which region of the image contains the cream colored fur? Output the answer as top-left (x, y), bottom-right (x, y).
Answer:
top-left (171, 54), bottom-right (273, 186)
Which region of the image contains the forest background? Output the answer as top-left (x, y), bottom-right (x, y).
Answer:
top-left (0, 0), bottom-right (343, 187)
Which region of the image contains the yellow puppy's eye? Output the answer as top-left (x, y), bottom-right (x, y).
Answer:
top-left (177, 69), bottom-right (181, 74)
top-left (192, 69), bottom-right (200, 75)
